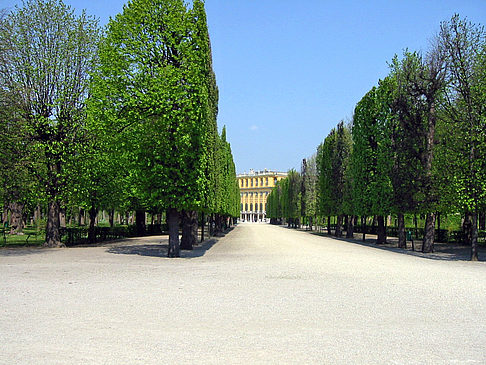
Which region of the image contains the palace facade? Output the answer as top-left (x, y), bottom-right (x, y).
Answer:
top-left (237, 169), bottom-right (287, 222)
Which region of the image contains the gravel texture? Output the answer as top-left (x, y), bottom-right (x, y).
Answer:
top-left (1, 222), bottom-right (486, 364)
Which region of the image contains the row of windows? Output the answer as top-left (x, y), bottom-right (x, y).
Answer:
top-left (241, 203), bottom-right (265, 212)
top-left (239, 177), bottom-right (278, 188)
top-left (240, 192), bottom-right (269, 197)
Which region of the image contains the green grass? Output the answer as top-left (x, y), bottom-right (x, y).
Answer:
top-left (1, 227), bottom-right (45, 247)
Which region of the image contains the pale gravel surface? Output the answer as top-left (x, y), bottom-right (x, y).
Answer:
top-left (1, 222), bottom-right (486, 364)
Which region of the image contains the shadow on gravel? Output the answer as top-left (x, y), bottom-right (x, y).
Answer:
top-left (0, 248), bottom-right (48, 257)
top-left (106, 238), bottom-right (218, 259)
top-left (307, 230), bottom-right (485, 262)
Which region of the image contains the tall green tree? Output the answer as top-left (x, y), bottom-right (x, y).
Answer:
top-left (301, 155), bottom-right (318, 230)
top-left (317, 129), bottom-right (336, 233)
top-left (351, 88), bottom-right (393, 244)
top-left (285, 169), bottom-right (301, 228)
top-left (91, 0), bottom-right (220, 257)
top-left (437, 15), bottom-right (486, 260)
top-left (0, 0), bottom-right (100, 247)
top-left (331, 122), bottom-right (352, 237)
top-left (390, 50), bottom-right (446, 252)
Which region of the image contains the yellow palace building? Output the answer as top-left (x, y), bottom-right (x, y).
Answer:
top-left (237, 169), bottom-right (287, 222)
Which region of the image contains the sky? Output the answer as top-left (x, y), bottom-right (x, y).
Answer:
top-left (1, 0), bottom-right (485, 174)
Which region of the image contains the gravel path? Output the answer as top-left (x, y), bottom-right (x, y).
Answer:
top-left (1, 222), bottom-right (486, 364)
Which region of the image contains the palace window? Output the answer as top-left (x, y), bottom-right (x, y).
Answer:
top-left (250, 203), bottom-right (253, 211)
top-left (256, 179), bottom-right (258, 187)
top-left (241, 203), bottom-right (243, 211)
top-left (245, 203), bottom-right (248, 211)
top-left (265, 178), bottom-right (268, 186)
top-left (260, 203), bottom-right (263, 211)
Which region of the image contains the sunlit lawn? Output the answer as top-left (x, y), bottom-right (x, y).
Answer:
top-left (1, 227), bottom-right (44, 247)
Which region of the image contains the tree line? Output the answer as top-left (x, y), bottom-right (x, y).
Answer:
top-left (267, 15), bottom-right (486, 261)
top-left (0, 0), bottom-right (239, 257)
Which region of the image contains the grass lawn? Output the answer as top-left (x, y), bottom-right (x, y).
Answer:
top-left (1, 227), bottom-right (44, 247)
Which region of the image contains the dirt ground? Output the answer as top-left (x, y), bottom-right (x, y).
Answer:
top-left (1, 222), bottom-right (486, 364)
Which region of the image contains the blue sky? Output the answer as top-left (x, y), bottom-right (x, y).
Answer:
top-left (1, 0), bottom-right (485, 174)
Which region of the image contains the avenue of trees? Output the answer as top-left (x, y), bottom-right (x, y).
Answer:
top-left (0, 0), bottom-right (239, 257)
top-left (267, 15), bottom-right (486, 261)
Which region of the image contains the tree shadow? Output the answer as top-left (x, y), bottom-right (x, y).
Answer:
top-left (106, 238), bottom-right (219, 259)
top-left (0, 247), bottom-right (49, 257)
top-left (308, 231), bottom-right (485, 262)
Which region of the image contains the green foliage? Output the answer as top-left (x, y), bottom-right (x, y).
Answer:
top-left (436, 15), bottom-right (486, 214)
top-left (317, 122), bottom-right (353, 217)
top-left (90, 0), bottom-right (237, 221)
top-left (316, 130), bottom-right (336, 216)
top-left (301, 155), bottom-right (318, 219)
top-left (0, 0), bottom-right (101, 245)
top-left (91, 0), bottom-right (207, 213)
top-left (351, 84), bottom-right (394, 217)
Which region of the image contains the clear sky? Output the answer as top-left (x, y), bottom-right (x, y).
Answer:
top-left (1, 0), bottom-right (485, 174)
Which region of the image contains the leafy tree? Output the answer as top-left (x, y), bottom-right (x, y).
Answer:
top-left (91, 0), bottom-right (224, 256)
top-left (331, 122), bottom-right (352, 237)
top-left (317, 129), bottom-right (336, 234)
top-left (285, 169), bottom-right (301, 228)
top-left (301, 155), bottom-right (318, 230)
top-left (351, 87), bottom-right (393, 244)
top-left (0, 89), bottom-right (40, 233)
top-left (437, 15), bottom-right (486, 260)
top-left (266, 181), bottom-right (282, 224)
top-left (390, 50), bottom-right (446, 252)
top-left (0, 0), bottom-right (101, 247)
top-left (316, 122), bottom-right (353, 237)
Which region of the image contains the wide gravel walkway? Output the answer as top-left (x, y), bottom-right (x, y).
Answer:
top-left (1, 222), bottom-right (486, 364)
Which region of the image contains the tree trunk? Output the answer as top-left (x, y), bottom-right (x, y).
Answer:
top-left (414, 214), bottom-right (418, 240)
top-left (479, 212), bottom-right (485, 231)
top-left (335, 215), bottom-right (343, 237)
top-left (209, 214), bottom-right (214, 236)
top-left (309, 216), bottom-right (313, 231)
top-left (362, 215), bottom-right (366, 242)
top-left (167, 208), bottom-right (180, 258)
top-left (79, 208), bottom-right (85, 226)
top-left (1, 205), bottom-right (7, 224)
top-left (68, 207), bottom-right (74, 226)
top-left (200, 212), bottom-right (205, 242)
top-left (45, 200), bottom-right (62, 247)
top-left (181, 210), bottom-right (197, 250)
top-left (215, 214), bottom-right (223, 233)
top-left (34, 205), bottom-right (41, 232)
top-left (346, 215), bottom-right (354, 238)
top-left (327, 216), bottom-right (331, 235)
top-left (471, 212), bottom-right (479, 261)
top-left (8, 202), bottom-right (24, 235)
top-left (59, 206), bottom-right (66, 228)
top-left (422, 212), bottom-right (436, 253)
top-left (87, 204), bottom-right (98, 243)
top-left (135, 210), bottom-right (146, 236)
top-left (397, 213), bottom-right (406, 249)
top-left (108, 209), bottom-right (115, 228)
top-left (376, 215), bottom-right (386, 244)
top-left (463, 212), bottom-right (473, 246)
